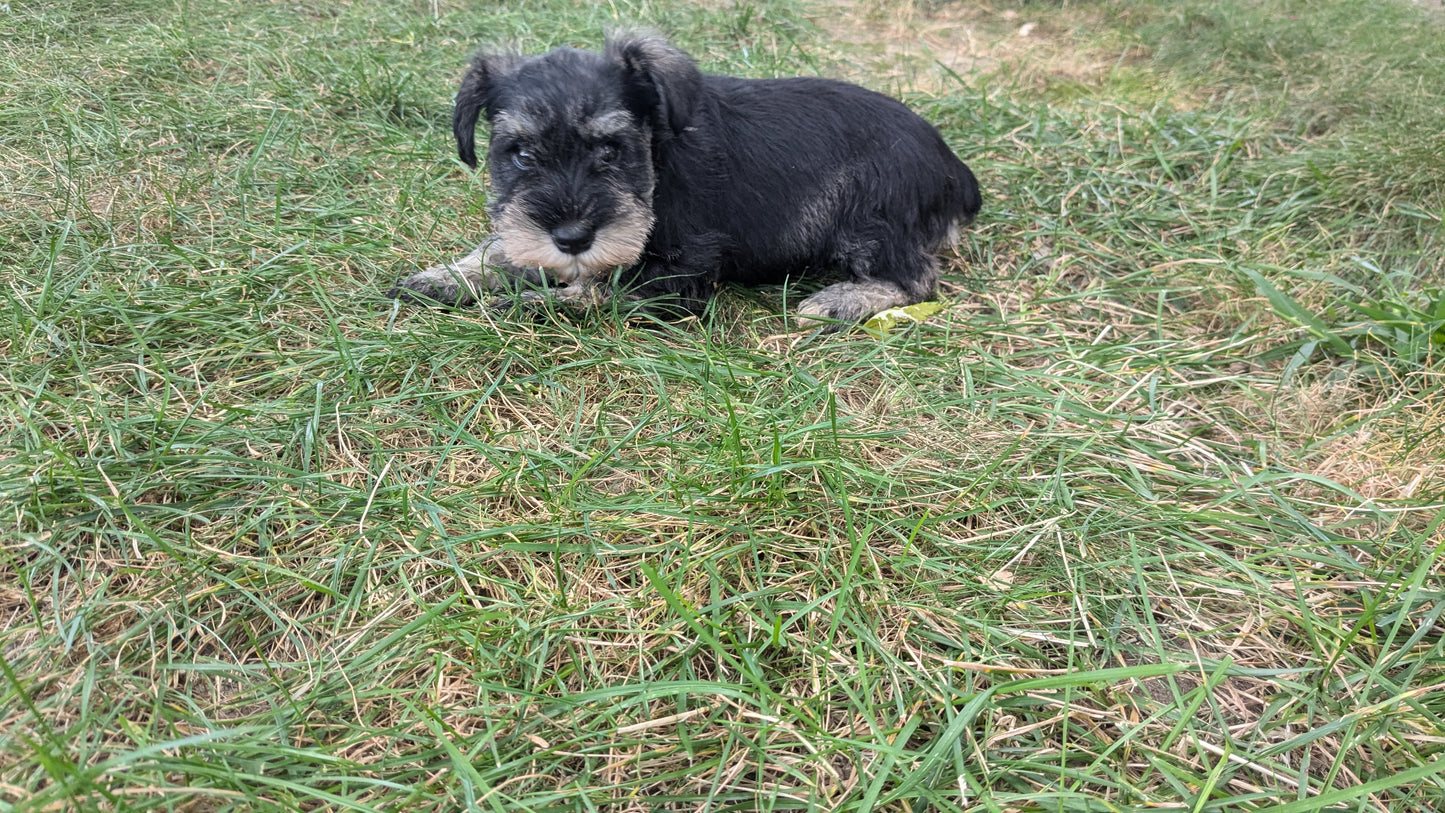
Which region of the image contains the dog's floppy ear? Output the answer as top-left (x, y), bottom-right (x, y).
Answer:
top-left (605, 32), bottom-right (702, 137)
top-left (453, 53), bottom-right (517, 168)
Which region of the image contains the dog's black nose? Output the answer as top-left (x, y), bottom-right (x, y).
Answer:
top-left (550, 223), bottom-right (595, 255)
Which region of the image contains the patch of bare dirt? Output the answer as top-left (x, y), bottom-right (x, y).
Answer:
top-left (809, 0), bottom-right (1139, 94)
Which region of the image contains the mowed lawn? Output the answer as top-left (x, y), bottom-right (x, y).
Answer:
top-left (3, 0), bottom-right (1444, 809)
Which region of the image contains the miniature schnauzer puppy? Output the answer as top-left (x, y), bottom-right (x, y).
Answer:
top-left (390, 33), bottom-right (982, 329)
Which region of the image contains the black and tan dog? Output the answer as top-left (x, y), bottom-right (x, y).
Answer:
top-left (390, 33), bottom-right (981, 329)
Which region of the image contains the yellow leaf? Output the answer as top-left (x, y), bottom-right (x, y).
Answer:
top-left (862, 300), bottom-right (946, 336)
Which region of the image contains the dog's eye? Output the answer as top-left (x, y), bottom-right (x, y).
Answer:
top-left (512, 149), bottom-right (536, 170)
top-left (596, 143), bottom-right (620, 164)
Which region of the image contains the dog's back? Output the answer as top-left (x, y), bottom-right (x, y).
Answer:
top-left (640, 72), bottom-right (979, 309)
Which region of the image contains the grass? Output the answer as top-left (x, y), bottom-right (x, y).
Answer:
top-left (2, 0), bottom-right (1444, 809)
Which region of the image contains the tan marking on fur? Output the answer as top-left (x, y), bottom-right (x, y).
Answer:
top-left (492, 197), bottom-right (654, 286)
top-left (492, 110), bottom-right (540, 140)
top-left (580, 110), bottom-right (636, 139)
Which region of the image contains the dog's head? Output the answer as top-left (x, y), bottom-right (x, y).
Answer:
top-left (452, 33), bottom-right (702, 286)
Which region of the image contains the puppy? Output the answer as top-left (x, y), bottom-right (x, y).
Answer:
top-left (390, 33), bottom-right (981, 329)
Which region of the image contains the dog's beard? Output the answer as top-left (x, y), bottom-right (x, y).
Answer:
top-left (493, 199), bottom-right (653, 286)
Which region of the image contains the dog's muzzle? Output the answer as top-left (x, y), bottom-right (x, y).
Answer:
top-left (492, 194), bottom-right (654, 287)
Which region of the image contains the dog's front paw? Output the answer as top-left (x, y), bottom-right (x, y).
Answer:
top-left (387, 265), bottom-right (481, 308)
top-left (488, 289), bottom-right (550, 316)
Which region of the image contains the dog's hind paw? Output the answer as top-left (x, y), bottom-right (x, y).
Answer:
top-left (794, 280), bottom-right (913, 331)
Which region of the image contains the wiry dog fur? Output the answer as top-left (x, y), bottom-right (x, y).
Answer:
top-left (390, 33), bottom-right (982, 329)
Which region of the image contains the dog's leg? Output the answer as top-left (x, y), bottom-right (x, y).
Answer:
top-left (618, 244), bottom-right (722, 321)
top-left (496, 281), bottom-right (613, 311)
top-left (388, 237), bottom-right (543, 307)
